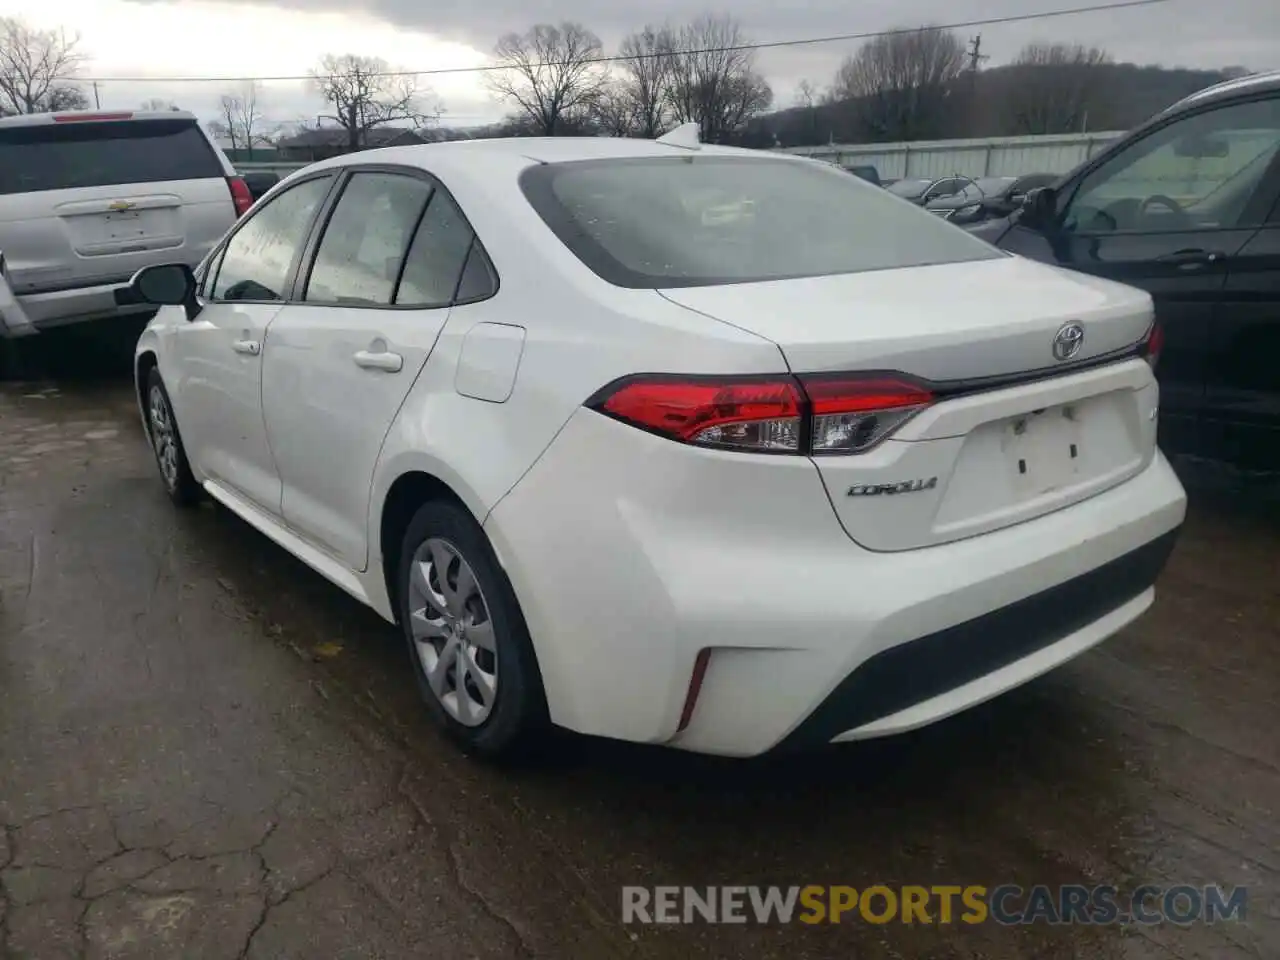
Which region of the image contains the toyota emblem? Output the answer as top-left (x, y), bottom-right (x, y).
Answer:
top-left (1052, 322), bottom-right (1084, 362)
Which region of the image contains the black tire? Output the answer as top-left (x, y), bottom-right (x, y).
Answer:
top-left (144, 367), bottom-right (202, 507)
top-left (397, 500), bottom-right (548, 759)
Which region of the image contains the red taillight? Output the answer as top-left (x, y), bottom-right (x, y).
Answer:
top-left (587, 373), bottom-right (933, 455)
top-left (227, 177), bottom-right (254, 218)
top-left (798, 375), bottom-right (934, 455)
top-left (593, 376), bottom-right (804, 452)
top-left (53, 112), bottom-right (133, 122)
top-left (1141, 321), bottom-right (1164, 370)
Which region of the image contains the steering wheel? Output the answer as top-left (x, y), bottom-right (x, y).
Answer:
top-left (1138, 194), bottom-right (1190, 223)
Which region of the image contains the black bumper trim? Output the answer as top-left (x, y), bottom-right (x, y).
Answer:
top-left (775, 527), bottom-right (1181, 751)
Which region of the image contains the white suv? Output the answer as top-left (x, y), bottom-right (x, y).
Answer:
top-left (0, 109), bottom-right (249, 374)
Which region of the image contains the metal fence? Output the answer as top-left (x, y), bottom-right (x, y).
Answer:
top-left (234, 131), bottom-right (1129, 182)
top-left (775, 132), bottom-right (1126, 180)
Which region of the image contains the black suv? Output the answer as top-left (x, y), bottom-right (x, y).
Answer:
top-left (971, 71), bottom-right (1280, 472)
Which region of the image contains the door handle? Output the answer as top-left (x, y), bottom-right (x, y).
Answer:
top-left (1157, 249), bottom-right (1225, 270)
top-left (231, 339), bottom-right (261, 356)
top-left (353, 350), bottom-right (403, 373)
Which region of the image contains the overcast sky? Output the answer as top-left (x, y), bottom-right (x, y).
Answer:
top-left (2, 0), bottom-right (1275, 130)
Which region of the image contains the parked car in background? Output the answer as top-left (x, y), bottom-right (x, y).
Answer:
top-left (844, 165), bottom-right (882, 187)
top-left (926, 174), bottom-right (1060, 224)
top-left (0, 109), bottom-right (250, 377)
top-left (971, 69), bottom-right (1280, 471)
top-left (129, 131), bottom-right (1183, 760)
top-left (242, 171), bottom-right (280, 203)
top-left (886, 176), bottom-right (975, 206)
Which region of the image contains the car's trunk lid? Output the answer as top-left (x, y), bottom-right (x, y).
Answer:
top-left (660, 256), bottom-right (1160, 551)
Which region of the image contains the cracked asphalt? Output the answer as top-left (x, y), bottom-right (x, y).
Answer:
top-left (1, 335), bottom-right (1278, 959)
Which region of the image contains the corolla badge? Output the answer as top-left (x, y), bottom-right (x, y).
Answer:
top-left (1052, 322), bottom-right (1085, 362)
top-left (847, 477), bottom-right (938, 497)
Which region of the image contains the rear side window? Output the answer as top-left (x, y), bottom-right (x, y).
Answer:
top-left (0, 119), bottom-right (224, 195)
top-left (520, 157), bottom-right (1001, 289)
top-left (304, 172), bottom-right (433, 306)
top-left (395, 190), bottom-right (477, 307)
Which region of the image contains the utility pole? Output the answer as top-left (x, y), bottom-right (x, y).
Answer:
top-left (966, 35), bottom-right (989, 76)
top-left (92, 81), bottom-right (101, 109)
top-left (964, 35), bottom-right (989, 134)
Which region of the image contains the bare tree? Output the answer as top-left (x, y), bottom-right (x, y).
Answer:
top-left (487, 23), bottom-right (606, 136)
top-left (794, 79), bottom-right (823, 144)
top-left (1001, 42), bottom-right (1112, 134)
top-left (139, 97), bottom-right (176, 111)
top-left (214, 81), bottom-right (268, 152)
top-left (591, 81), bottom-right (638, 136)
top-left (617, 25), bottom-right (675, 138)
top-left (312, 54), bottom-right (439, 151)
top-left (666, 15), bottom-right (772, 143)
top-left (829, 26), bottom-right (966, 141)
top-left (46, 84), bottom-right (88, 111)
top-left (0, 17), bottom-right (86, 115)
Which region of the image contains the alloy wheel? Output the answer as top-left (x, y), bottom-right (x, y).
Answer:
top-left (406, 537), bottom-right (498, 727)
top-left (148, 384), bottom-right (179, 491)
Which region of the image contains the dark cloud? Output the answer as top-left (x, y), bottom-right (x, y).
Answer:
top-left (129, 0), bottom-right (1277, 94)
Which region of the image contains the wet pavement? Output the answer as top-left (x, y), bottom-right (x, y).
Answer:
top-left (1, 351), bottom-right (1277, 958)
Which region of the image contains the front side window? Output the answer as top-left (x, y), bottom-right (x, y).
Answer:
top-left (1062, 97), bottom-right (1280, 234)
top-left (212, 176), bottom-right (331, 301)
top-left (304, 172), bottom-right (433, 306)
top-left (520, 157), bottom-right (1001, 289)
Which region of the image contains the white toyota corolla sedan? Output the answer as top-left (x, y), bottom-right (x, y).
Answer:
top-left (129, 129), bottom-right (1186, 759)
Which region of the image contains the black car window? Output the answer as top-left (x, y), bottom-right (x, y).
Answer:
top-left (212, 176), bottom-right (331, 302)
top-left (1062, 97), bottom-right (1280, 234)
top-left (0, 118), bottom-right (224, 195)
top-left (304, 172), bottom-right (433, 306)
top-left (395, 189), bottom-right (477, 307)
top-left (520, 156), bottom-right (1000, 289)
top-left (453, 241), bottom-right (499, 303)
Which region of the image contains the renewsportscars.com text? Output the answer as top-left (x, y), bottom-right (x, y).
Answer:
top-left (621, 884), bottom-right (1247, 926)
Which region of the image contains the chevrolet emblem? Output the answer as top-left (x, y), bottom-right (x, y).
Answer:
top-left (108, 200), bottom-right (136, 211)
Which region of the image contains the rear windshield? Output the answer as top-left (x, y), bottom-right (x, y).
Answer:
top-left (0, 119), bottom-right (223, 195)
top-left (519, 157), bottom-right (1001, 288)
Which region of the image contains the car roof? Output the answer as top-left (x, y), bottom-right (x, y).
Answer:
top-left (299, 135), bottom-right (775, 182)
top-left (1161, 69), bottom-right (1280, 116)
top-left (0, 109), bottom-right (201, 128)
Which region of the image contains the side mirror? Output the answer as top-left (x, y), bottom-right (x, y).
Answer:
top-left (129, 263), bottom-right (202, 321)
top-left (1018, 186), bottom-right (1057, 230)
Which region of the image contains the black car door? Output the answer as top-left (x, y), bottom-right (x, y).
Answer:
top-left (1212, 185), bottom-right (1280, 469)
top-left (998, 94), bottom-right (1280, 460)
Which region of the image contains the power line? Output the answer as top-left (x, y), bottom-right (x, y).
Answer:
top-left (81, 0), bottom-right (1175, 84)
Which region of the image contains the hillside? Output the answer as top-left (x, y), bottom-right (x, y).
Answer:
top-left (745, 61), bottom-right (1241, 148)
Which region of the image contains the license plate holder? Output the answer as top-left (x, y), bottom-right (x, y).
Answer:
top-left (1007, 406), bottom-right (1082, 497)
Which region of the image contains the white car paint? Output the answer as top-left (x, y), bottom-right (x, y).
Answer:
top-left (135, 136), bottom-right (1186, 757)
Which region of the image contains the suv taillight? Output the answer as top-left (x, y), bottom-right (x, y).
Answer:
top-left (586, 374), bottom-right (934, 455)
top-left (226, 176), bottom-right (254, 218)
top-left (1140, 321), bottom-right (1164, 370)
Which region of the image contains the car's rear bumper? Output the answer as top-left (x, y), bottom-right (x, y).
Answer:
top-left (0, 279), bottom-right (155, 336)
top-left (485, 408), bottom-right (1187, 757)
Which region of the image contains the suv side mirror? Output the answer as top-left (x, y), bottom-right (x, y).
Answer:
top-left (1018, 186), bottom-right (1057, 230)
top-left (130, 263), bottom-right (202, 322)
